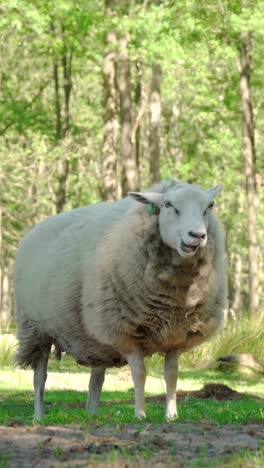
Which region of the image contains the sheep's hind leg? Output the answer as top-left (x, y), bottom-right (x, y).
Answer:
top-left (164, 349), bottom-right (179, 420)
top-left (86, 367), bottom-right (106, 415)
top-left (33, 346), bottom-right (51, 421)
top-left (126, 352), bottom-right (146, 418)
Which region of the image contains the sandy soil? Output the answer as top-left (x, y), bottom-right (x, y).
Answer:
top-left (1, 421), bottom-right (264, 467)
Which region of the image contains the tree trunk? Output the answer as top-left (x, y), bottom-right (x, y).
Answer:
top-left (0, 264), bottom-right (11, 329)
top-left (53, 57), bottom-right (61, 142)
top-left (28, 159), bottom-right (45, 225)
top-left (0, 205), bottom-right (2, 327)
top-left (55, 157), bottom-right (69, 213)
top-left (230, 253), bottom-right (243, 318)
top-left (53, 56), bottom-right (69, 213)
top-left (239, 31), bottom-right (259, 314)
top-left (62, 26), bottom-right (72, 138)
top-left (171, 103), bottom-right (183, 175)
top-left (149, 63), bottom-right (162, 184)
top-left (51, 19), bottom-right (62, 142)
top-left (51, 22), bottom-right (71, 214)
top-left (102, 29), bottom-right (118, 201)
top-left (119, 33), bottom-right (139, 196)
top-left (134, 60), bottom-right (142, 185)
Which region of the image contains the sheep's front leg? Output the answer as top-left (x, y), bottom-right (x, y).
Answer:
top-left (86, 367), bottom-right (106, 415)
top-left (126, 352), bottom-right (146, 418)
top-left (164, 349), bottom-right (179, 420)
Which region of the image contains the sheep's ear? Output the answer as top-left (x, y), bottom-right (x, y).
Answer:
top-left (128, 191), bottom-right (164, 208)
top-left (207, 185), bottom-right (222, 199)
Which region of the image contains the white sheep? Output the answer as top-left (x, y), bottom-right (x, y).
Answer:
top-left (14, 180), bottom-right (227, 420)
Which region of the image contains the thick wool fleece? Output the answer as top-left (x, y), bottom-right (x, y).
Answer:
top-left (14, 180), bottom-right (226, 370)
top-left (81, 204), bottom-right (226, 361)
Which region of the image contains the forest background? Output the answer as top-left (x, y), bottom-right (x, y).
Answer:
top-left (0, 0), bottom-right (263, 329)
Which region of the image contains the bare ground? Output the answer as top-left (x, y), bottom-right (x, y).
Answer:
top-left (0, 385), bottom-right (264, 467)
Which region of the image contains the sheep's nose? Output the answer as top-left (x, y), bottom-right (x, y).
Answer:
top-left (188, 230), bottom-right (207, 240)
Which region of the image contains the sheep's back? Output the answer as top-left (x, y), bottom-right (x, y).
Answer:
top-left (13, 197), bottom-right (132, 332)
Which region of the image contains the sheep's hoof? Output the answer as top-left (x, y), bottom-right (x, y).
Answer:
top-left (33, 416), bottom-right (44, 424)
top-left (135, 410), bottom-right (146, 420)
top-left (166, 411), bottom-right (178, 422)
top-left (86, 404), bottom-right (99, 416)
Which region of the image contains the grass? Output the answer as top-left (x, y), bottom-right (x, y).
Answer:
top-left (0, 359), bottom-right (263, 467)
top-left (1, 316), bottom-right (264, 426)
top-left (0, 450), bottom-right (9, 468)
top-left (0, 315), bottom-right (263, 468)
top-left (224, 442), bottom-right (264, 468)
top-left (0, 367), bottom-right (263, 426)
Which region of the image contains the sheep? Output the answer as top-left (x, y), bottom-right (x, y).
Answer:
top-left (13, 180), bottom-right (227, 420)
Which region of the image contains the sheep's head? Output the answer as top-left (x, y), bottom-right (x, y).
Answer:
top-left (129, 183), bottom-right (221, 258)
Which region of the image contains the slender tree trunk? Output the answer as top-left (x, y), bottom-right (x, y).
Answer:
top-left (28, 160), bottom-right (45, 225)
top-left (55, 158), bottom-right (69, 213)
top-left (51, 20), bottom-right (62, 142)
top-left (62, 26), bottom-right (72, 138)
top-left (134, 60), bottom-right (142, 184)
top-left (53, 58), bottom-right (61, 142)
top-left (119, 33), bottom-right (139, 195)
top-left (239, 31), bottom-right (259, 314)
top-left (171, 103), bottom-right (183, 175)
top-left (0, 205), bottom-right (2, 328)
top-left (131, 61), bottom-right (148, 190)
top-left (1, 264), bottom-right (11, 329)
top-left (231, 253), bottom-right (243, 318)
top-left (149, 63), bottom-right (162, 184)
top-left (52, 23), bottom-right (71, 214)
top-left (102, 29), bottom-right (118, 201)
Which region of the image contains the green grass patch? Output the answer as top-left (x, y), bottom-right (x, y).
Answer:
top-left (0, 367), bottom-right (263, 426)
top-left (225, 442), bottom-right (264, 467)
top-left (1, 393), bottom-right (263, 426)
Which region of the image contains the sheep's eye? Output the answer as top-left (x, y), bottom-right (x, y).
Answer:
top-left (204, 202), bottom-right (215, 216)
top-left (164, 201), bottom-right (180, 215)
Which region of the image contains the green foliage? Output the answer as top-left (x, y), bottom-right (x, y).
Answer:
top-left (148, 312), bottom-right (264, 371)
top-left (0, 0), bottom-right (263, 323)
top-left (226, 443), bottom-right (264, 468)
top-left (0, 335), bottom-right (16, 367)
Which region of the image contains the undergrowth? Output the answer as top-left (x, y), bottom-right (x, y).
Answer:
top-left (148, 312), bottom-right (264, 372)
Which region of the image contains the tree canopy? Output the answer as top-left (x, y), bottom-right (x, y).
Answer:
top-left (0, 0), bottom-right (263, 325)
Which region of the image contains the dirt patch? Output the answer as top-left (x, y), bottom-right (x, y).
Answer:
top-left (0, 421), bottom-right (264, 467)
top-left (0, 385), bottom-right (263, 467)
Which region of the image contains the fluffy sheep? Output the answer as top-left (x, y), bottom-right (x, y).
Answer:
top-left (14, 180), bottom-right (227, 420)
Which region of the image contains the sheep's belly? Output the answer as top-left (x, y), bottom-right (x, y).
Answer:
top-left (54, 333), bottom-right (126, 368)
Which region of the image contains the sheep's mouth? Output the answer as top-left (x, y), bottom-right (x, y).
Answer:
top-left (180, 240), bottom-right (199, 253)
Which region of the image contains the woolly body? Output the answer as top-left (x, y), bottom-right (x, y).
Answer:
top-left (14, 180), bottom-right (227, 419)
top-left (82, 205), bottom-right (225, 358)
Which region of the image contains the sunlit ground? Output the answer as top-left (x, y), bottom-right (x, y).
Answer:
top-left (1, 366), bottom-right (264, 398)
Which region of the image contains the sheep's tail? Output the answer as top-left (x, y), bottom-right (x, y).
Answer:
top-left (14, 320), bottom-right (60, 368)
top-left (53, 341), bottom-right (62, 361)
